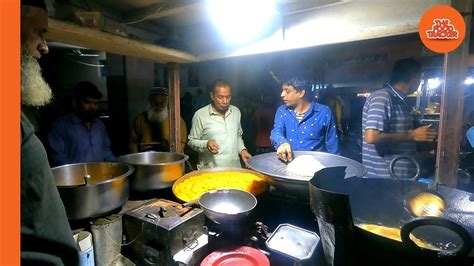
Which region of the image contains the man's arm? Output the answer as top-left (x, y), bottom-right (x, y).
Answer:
top-left (365, 129), bottom-right (411, 144)
top-left (129, 117), bottom-right (140, 153)
top-left (270, 107), bottom-right (289, 150)
top-left (48, 121), bottom-right (69, 166)
top-left (187, 112), bottom-right (208, 152)
top-left (325, 110), bottom-right (340, 154)
top-left (236, 111), bottom-right (251, 165)
top-left (102, 125), bottom-right (116, 162)
top-left (237, 112), bottom-right (246, 154)
top-left (270, 107), bottom-right (294, 161)
top-left (365, 125), bottom-right (437, 144)
top-left (179, 117), bottom-right (188, 153)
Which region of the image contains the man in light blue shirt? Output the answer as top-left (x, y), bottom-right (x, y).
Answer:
top-left (270, 76), bottom-right (339, 162)
top-left (188, 80), bottom-right (251, 169)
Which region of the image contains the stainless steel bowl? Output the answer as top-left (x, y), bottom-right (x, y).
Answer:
top-left (117, 152), bottom-right (188, 192)
top-left (52, 162), bottom-right (133, 220)
top-left (199, 189), bottom-right (257, 224)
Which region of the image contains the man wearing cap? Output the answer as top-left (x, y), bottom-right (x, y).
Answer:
top-left (20, 0), bottom-right (79, 264)
top-left (188, 80), bottom-right (251, 169)
top-left (130, 87), bottom-right (188, 153)
top-left (270, 76), bottom-right (339, 162)
top-left (48, 81), bottom-right (116, 166)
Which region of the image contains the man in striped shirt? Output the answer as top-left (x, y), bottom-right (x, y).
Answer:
top-left (362, 58), bottom-right (437, 178)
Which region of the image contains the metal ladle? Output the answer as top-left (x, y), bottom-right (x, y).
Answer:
top-left (407, 190), bottom-right (446, 217)
top-left (83, 174), bottom-right (91, 185)
top-left (389, 156), bottom-right (447, 217)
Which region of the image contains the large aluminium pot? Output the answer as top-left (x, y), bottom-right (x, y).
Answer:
top-left (52, 162), bottom-right (133, 220)
top-left (309, 167), bottom-right (474, 266)
top-left (247, 151), bottom-right (366, 197)
top-left (117, 151), bottom-right (188, 192)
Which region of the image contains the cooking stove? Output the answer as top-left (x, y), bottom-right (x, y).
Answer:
top-left (121, 197), bottom-right (326, 265)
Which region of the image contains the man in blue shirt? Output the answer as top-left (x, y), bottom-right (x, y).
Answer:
top-left (48, 81), bottom-right (116, 166)
top-left (466, 111), bottom-right (474, 149)
top-left (270, 76), bottom-right (339, 162)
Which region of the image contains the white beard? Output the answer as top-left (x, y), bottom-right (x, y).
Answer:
top-left (147, 107), bottom-right (168, 124)
top-left (20, 48), bottom-right (53, 107)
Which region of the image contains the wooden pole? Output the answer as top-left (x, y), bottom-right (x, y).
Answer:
top-left (167, 63), bottom-right (181, 153)
top-left (435, 0), bottom-right (472, 187)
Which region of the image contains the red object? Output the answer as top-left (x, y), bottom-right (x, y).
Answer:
top-left (201, 246), bottom-right (270, 266)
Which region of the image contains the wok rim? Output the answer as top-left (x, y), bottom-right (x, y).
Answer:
top-left (247, 151), bottom-right (367, 182)
top-left (198, 188), bottom-right (258, 215)
top-left (52, 161), bottom-right (134, 187)
top-left (117, 151), bottom-right (189, 166)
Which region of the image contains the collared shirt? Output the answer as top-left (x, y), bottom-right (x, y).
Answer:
top-left (270, 101), bottom-right (339, 154)
top-left (48, 113), bottom-right (116, 166)
top-left (467, 127), bottom-right (474, 148)
top-left (130, 112), bottom-right (188, 153)
top-left (188, 104), bottom-right (246, 169)
top-left (362, 84), bottom-right (417, 178)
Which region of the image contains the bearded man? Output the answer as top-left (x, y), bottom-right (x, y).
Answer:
top-left (48, 81), bottom-right (116, 166)
top-left (129, 87), bottom-right (187, 153)
top-left (20, 0), bottom-right (79, 264)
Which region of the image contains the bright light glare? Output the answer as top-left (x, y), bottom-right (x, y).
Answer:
top-left (207, 0), bottom-right (277, 44)
top-left (465, 77), bottom-right (474, 85)
top-left (427, 78), bottom-right (442, 89)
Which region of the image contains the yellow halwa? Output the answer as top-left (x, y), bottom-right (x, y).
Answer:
top-left (358, 224), bottom-right (439, 250)
top-left (173, 172), bottom-right (268, 202)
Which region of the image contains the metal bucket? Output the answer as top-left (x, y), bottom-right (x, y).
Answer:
top-left (118, 152), bottom-right (188, 192)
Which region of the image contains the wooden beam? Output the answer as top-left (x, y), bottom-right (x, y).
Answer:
top-left (45, 18), bottom-right (199, 64)
top-left (125, 2), bottom-right (201, 23)
top-left (435, 0), bottom-right (472, 187)
top-left (167, 63), bottom-right (181, 153)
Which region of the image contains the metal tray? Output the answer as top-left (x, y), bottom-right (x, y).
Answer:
top-left (266, 223), bottom-right (320, 261)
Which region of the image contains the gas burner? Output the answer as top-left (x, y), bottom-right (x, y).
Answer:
top-left (206, 221), bottom-right (272, 252)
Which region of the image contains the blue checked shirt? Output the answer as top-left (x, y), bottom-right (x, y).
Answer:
top-left (270, 101), bottom-right (340, 154)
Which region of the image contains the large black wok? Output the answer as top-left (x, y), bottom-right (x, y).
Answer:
top-left (309, 167), bottom-right (474, 266)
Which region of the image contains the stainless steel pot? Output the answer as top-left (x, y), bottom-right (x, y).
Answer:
top-left (52, 162), bottom-right (133, 220)
top-left (117, 152), bottom-right (188, 192)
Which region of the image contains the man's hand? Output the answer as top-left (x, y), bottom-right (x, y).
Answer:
top-left (240, 149), bottom-right (252, 167)
top-left (277, 143), bottom-right (293, 162)
top-left (410, 125), bottom-right (437, 142)
top-left (207, 140), bottom-right (219, 154)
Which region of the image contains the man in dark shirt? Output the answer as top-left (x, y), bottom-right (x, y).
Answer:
top-left (20, 0), bottom-right (79, 264)
top-left (48, 81), bottom-right (116, 166)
